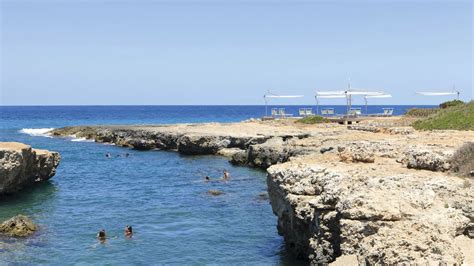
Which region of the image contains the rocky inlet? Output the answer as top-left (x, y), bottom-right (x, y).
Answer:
top-left (50, 119), bottom-right (474, 264)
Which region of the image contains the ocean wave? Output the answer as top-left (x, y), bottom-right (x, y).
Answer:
top-left (70, 137), bottom-right (95, 142)
top-left (19, 128), bottom-right (55, 137)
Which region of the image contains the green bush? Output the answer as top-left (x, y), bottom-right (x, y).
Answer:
top-left (451, 142), bottom-right (474, 178)
top-left (412, 101), bottom-right (474, 130)
top-left (439, 100), bottom-right (464, 109)
top-left (405, 108), bottom-right (439, 117)
top-left (296, 115), bottom-right (329, 124)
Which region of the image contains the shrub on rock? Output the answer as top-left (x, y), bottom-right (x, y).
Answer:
top-left (451, 142), bottom-right (474, 177)
top-left (439, 99), bottom-right (464, 109)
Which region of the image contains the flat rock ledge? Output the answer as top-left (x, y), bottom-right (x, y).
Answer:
top-left (51, 121), bottom-right (474, 264)
top-left (0, 142), bottom-right (61, 195)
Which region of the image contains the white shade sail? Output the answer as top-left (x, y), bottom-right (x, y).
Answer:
top-left (264, 95), bottom-right (304, 98)
top-left (364, 94), bottom-right (392, 99)
top-left (316, 95), bottom-right (347, 99)
top-left (416, 92), bottom-right (458, 96)
top-left (316, 91), bottom-right (346, 96)
top-left (346, 90), bottom-right (384, 96)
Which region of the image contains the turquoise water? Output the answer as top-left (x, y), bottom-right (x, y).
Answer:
top-left (0, 105), bottom-right (429, 264)
top-left (0, 106), bottom-right (295, 264)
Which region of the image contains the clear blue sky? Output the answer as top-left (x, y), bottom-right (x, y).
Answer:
top-left (1, 0), bottom-right (472, 105)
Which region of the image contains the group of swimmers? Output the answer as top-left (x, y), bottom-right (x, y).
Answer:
top-left (205, 170), bottom-right (230, 182)
top-left (105, 153), bottom-right (130, 158)
top-left (97, 225), bottom-right (133, 242)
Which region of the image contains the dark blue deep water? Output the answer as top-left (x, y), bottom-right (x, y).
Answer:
top-left (0, 105), bottom-right (429, 264)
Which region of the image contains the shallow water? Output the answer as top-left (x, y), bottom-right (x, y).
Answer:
top-left (0, 105), bottom-right (429, 264)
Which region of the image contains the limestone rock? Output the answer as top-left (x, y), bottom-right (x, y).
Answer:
top-left (400, 145), bottom-right (452, 171)
top-left (267, 162), bottom-right (473, 265)
top-left (230, 149), bottom-right (248, 165)
top-left (178, 135), bottom-right (230, 155)
top-left (0, 142), bottom-right (61, 195)
top-left (0, 215), bottom-right (37, 237)
top-left (338, 143), bottom-right (375, 163)
top-left (216, 148), bottom-right (243, 158)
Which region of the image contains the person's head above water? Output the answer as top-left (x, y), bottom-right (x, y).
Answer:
top-left (125, 225), bottom-right (133, 236)
top-left (97, 229), bottom-right (106, 239)
top-left (205, 176), bottom-right (210, 180)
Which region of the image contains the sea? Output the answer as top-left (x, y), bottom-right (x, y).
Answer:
top-left (0, 105), bottom-right (431, 264)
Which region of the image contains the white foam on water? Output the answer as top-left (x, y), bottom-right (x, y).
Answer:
top-left (19, 128), bottom-right (55, 137)
top-left (70, 137), bottom-right (95, 142)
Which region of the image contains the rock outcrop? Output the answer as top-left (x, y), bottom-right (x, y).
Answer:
top-left (0, 142), bottom-right (61, 195)
top-left (399, 145), bottom-right (453, 171)
top-left (267, 163), bottom-right (472, 264)
top-left (0, 215), bottom-right (37, 237)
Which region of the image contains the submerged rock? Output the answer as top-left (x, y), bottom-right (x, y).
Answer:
top-left (0, 142), bottom-right (61, 195)
top-left (207, 190), bottom-right (224, 196)
top-left (0, 215), bottom-right (37, 237)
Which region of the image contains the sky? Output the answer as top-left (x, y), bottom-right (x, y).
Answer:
top-left (0, 0), bottom-right (472, 105)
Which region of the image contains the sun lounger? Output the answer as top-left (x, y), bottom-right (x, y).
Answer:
top-left (348, 108), bottom-right (362, 117)
top-left (368, 108), bottom-right (394, 117)
top-left (279, 108), bottom-right (293, 118)
top-left (321, 108), bottom-right (335, 116)
top-left (382, 108), bottom-right (394, 116)
top-left (271, 108), bottom-right (278, 117)
top-left (299, 108), bottom-right (306, 117)
top-left (298, 108), bottom-right (313, 117)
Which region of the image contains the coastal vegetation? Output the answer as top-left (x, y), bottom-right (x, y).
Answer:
top-left (405, 107), bottom-right (439, 117)
top-left (439, 99), bottom-right (464, 109)
top-left (451, 142), bottom-right (474, 177)
top-left (412, 101), bottom-right (474, 130)
top-left (296, 115), bottom-right (329, 124)
top-left (405, 100), bottom-right (466, 118)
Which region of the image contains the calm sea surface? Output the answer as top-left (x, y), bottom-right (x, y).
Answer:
top-left (0, 105), bottom-right (430, 264)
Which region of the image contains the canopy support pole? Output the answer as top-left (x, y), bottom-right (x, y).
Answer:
top-left (365, 97), bottom-right (368, 115)
top-left (315, 96), bottom-right (319, 115)
top-left (264, 96), bottom-right (268, 117)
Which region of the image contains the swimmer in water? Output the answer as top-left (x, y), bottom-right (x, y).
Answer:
top-left (97, 229), bottom-right (107, 242)
top-left (105, 153), bottom-right (111, 158)
top-left (223, 170), bottom-right (230, 180)
top-left (125, 153), bottom-right (130, 157)
top-left (124, 225), bottom-right (133, 238)
top-left (205, 176), bottom-right (210, 182)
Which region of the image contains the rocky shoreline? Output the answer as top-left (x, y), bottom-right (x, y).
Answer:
top-left (0, 142), bottom-right (61, 195)
top-left (50, 119), bottom-right (474, 264)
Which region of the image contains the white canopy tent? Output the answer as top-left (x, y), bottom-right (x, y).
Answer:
top-left (416, 91), bottom-right (460, 100)
top-left (363, 94), bottom-right (392, 114)
top-left (263, 92), bottom-right (304, 116)
top-left (314, 93), bottom-right (346, 115)
top-left (315, 86), bottom-right (387, 115)
top-left (416, 85), bottom-right (460, 100)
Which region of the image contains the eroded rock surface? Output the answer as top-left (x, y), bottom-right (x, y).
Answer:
top-left (267, 163), bottom-right (472, 264)
top-left (0, 142), bottom-right (61, 195)
top-left (0, 215), bottom-right (37, 237)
